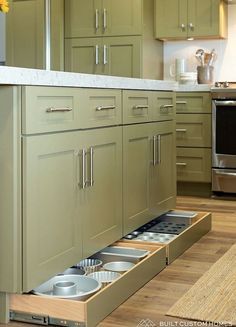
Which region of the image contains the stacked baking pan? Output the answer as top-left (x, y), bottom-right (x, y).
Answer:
top-left (123, 210), bottom-right (197, 243)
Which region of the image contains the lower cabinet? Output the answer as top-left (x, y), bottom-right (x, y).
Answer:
top-left (22, 127), bottom-right (122, 292)
top-left (123, 120), bottom-right (176, 235)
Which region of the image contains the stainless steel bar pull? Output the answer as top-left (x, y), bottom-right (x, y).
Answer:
top-left (157, 134), bottom-right (161, 165)
top-left (176, 162), bottom-right (187, 166)
top-left (180, 23), bottom-right (186, 31)
top-left (103, 8), bottom-right (107, 30)
top-left (176, 101), bottom-right (187, 105)
top-left (176, 128), bottom-right (187, 132)
top-left (46, 107), bottom-right (72, 113)
top-left (95, 45), bottom-right (99, 65)
top-left (188, 23), bottom-right (194, 31)
top-left (153, 135), bottom-right (157, 166)
top-left (160, 104), bottom-right (174, 109)
top-left (96, 105), bottom-right (115, 111)
top-left (79, 149), bottom-right (86, 189)
top-left (103, 45), bottom-right (108, 65)
top-left (88, 147), bottom-right (94, 187)
top-left (95, 9), bottom-right (99, 30)
top-left (132, 105), bottom-right (149, 110)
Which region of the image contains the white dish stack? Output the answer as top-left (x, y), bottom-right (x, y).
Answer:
top-left (179, 72), bottom-right (197, 85)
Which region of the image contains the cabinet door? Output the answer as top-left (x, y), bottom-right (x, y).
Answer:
top-left (102, 0), bottom-right (142, 36)
top-left (65, 38), bottom-right (103, 75)
top-left (81, 127), bottom-right (122, 258)
top-left (155, 0), bottom-right (187, 39)
top-left (188, 0), bottom-right (225, 38)
top-left (22, 132), bottom-right (82, 292)
top-left (123, 124), bottom-right (153, 235)
top-left (65, 0), bottom-right (102, 38)
top-left (149, 121), bottom-right (176, 215)
top-left (105, 36), bottom-right (142, 78)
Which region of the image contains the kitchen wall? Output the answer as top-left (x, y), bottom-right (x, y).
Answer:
top-left (0, 13), bottom-right (5, 63)
top-left (164, 5), bottom-right (236, 82)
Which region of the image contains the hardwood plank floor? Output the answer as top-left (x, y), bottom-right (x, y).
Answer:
top-left (1, 196), bottom-right (236, 327)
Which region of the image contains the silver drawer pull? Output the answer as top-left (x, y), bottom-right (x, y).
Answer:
top-left (46, 107), bottom-right (72, 113)
top-left (176, 162), bottom-right (187, 166)
top-left (96, 105), bottom-right (116, 111)
top-left (176, 129), bottom-right (187, 132)
top-left (160, 104), bottom-right (174, 109)
top-left (176, 101), bottom-right (187, 105)
top-left (133, 105), bottom-right (149, 110)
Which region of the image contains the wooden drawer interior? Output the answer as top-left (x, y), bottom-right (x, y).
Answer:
top-left (10, 243), bottom-right (166, 327)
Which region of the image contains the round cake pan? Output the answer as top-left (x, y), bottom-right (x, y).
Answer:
top-left (103, 261), bottom-right (135, 272)
top-left (33, 275), bottom-right (102, 301)
top-left (88, 271), bottom-right (121, 287)
top-left (77, 258), bottom-right (103, 274)
top-left (53, 281), bottom-right (77, 296)
top-left (58, 267), bottom-right (86, 276)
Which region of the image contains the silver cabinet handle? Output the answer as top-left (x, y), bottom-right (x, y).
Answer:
top-left (176, 162), bottom-right (187, 166)
top-left (87, 147), bottom-right (94, 187)
top-left (160, 104), bottom-right (174, 109)
top-left (188, 23), bottom-right (194, 31)
top-left (103, 44), bottom-right (108, 65)
top-left (46, 107), bottom-right (72, 113)
top-left (153, 135), bottom-right (157, 166)
top-left (103, 8), bottom-right (107, 30)
top-left (96, 105), bottom-right (115, 111)
top-left (95, 9), bottom-right (99, 30)
top-left (133, 105), bottom-right (149, 110)
top-left (157, 134), bottom-right (161, 165)
top-left (180, 23), bottom-right (186, 31)
top-left (95, 45), bottom-right (99, 65)
top-left (79, 149), bottom-right (86, 189)
top-left (176, 129), bottom-right (187, 132)
top-left (176, 101), bottom-right (187, 105)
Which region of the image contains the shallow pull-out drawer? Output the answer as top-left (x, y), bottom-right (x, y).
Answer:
top-left (122, 90), bottom-right (153, 124)
top-left (22, 86), bottom-right (80, 134)
top-left (176, 114), bottom-right (211, 147)
top-left (153, 91), bottom-right (175, 121)
top-left (10, 244), bottom-right (166, 327)
top-left (119, 212), bottom-right (211, 265)
top-left (78, 89), bottom-right (122, 129)
top-left (176, 147), bottom-right (212, 182)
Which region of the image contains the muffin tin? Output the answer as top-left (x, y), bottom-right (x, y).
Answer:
top-left (147, 221), bottom-right (188, 234)
top-left (134, 232), bottom-right (177, 243)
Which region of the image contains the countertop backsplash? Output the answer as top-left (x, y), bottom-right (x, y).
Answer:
top-left (164, 5), bottom-right (236, 83)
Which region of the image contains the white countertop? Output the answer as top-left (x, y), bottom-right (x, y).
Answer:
top-left (0, 66), bottom-right (177, 91)
top-left (175, 83), bottom-right (212, 92)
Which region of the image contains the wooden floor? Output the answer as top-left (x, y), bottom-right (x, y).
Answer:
top-left (2, 196), bottom-right (236, 327)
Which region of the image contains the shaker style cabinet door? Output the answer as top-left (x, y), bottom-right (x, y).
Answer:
top-left (123, 124), bottom-right (153, 235)
top-left (149, 121), bottom-right (176, 215)
top-left (80, 127), bottom-right (123, 258)
top-left (22, 132), bottom-right (83, 292)
top-left (65, 0), bottom-right (142, 38)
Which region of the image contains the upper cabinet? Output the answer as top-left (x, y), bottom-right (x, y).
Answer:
top-left (155, 0), bottom-right (228, 40)
top-left (65, 0), bottom-right (142, 38)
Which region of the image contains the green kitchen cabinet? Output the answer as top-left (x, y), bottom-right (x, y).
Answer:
top-left (6, 0), bottom-right (64, 70)
top-left (155, 0), bottom-right (227, 40)
top-left (65, 36), bottom-right (141, 78)
top-left (19, 127), bottom-right (122, 292)
top-left (65, 0), bottom-right (142, 38)
top-left (123, 121), bottom-right (176, 235)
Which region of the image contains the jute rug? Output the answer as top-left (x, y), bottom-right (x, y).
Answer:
top-left (167, 243), bottom-right (236, 325)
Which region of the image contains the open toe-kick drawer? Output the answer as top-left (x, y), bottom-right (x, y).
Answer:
top-left (10, 244), bottom-right (166, 327)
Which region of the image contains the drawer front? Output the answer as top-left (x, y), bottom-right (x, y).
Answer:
top-left (78, 89), bottom-right (122, 128)
top-left (167, 212), bottom-right (212, 264)
top-left (22, 86), bottom-right (80, 134)
top-left (153, 91), bottom-right (175, 121)
top-left (122, 90), bottom-right (153, 124)
top-left (10, 245), bottom-right (166, 327)
top-left (176, 92), bottom-right (211, 113)
top-left (176, 148), bottom-right (212, 182)
top-left (176, 114), bottom-right (211, 147)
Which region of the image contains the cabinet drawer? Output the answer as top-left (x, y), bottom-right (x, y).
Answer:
top-left (176, 148), bottom-right (212, 182)
top-left (122, 90), bottom-right (153, 124)
top-left (176, 114), bottom-right (211, 147)
top-left (153, 91), bottom-right (175, 121)
top-left (10, 244), bottom-right (166, 327)
top-left (78, 88), bottom-right (122, 129)
top-left (176, 92), bottom-right (211, 113)
top-left (22, 86), bottom-right (80, 134)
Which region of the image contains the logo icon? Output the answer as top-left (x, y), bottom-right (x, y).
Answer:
top-left (137, 318), bottom-right (156, 327)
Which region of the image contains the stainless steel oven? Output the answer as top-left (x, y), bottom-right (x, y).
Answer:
top-left (212, 84), bottom-right (236, 193)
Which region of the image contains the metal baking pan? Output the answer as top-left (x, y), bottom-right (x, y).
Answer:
top-left (156, 210), bottom-right (198, 225)
top-left (91, 246), bottom-right (150, 263)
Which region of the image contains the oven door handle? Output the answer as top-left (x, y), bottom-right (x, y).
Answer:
top-left (214, 100), bottom-right (236, 106)
top-left (215, 171), bottom-right (236, 177)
